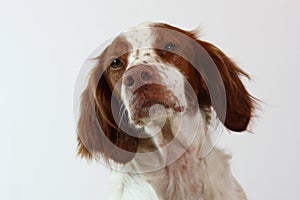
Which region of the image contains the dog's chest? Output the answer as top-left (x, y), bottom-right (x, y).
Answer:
top-left (144, 147), bottom-right (204, 200)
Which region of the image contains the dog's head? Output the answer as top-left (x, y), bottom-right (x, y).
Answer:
top-left (76, 23), bottom-right (255, 164)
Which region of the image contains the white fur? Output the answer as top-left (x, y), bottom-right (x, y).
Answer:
top-left (121, 24), bottom-right (155, 68)
top-left (110, 107), bottom-right (247, 200)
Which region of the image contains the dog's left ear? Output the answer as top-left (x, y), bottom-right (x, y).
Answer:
top-left (195, 40), bottom-right (255, 132)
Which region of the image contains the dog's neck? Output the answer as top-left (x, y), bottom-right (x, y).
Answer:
top-left (143, 107), bottom-right (207, 163)
top-left (118, 107), bottom-right (247, 200)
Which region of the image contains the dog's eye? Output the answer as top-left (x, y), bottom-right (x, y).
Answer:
top-left (163, 42), bottom-right (176, 52)
top-left (110, 58), bottom-right (123, 69)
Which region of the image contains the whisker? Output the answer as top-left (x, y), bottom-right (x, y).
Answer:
top-left (118, 104), bottom-right (127, 128)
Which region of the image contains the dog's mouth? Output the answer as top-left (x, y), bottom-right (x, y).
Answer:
top-left (129, 84), bottom-right (184, 122)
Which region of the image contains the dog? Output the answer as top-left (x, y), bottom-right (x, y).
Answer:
top-left (76, 22), bottom-right (255, 200)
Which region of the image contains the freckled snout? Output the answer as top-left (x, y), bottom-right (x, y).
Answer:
top-left (123, 65), bottom-right (158, 92)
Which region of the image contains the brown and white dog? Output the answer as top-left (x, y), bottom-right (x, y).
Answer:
top-left (76, 23), bottom-right (255, 200)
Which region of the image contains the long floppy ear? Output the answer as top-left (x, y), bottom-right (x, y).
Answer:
top-left (196, 40), bottom-right (255, 132)
top-left (77, 55), bottom-right (138, 164)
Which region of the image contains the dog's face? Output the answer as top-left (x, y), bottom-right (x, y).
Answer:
top-left (77, 23), bottom-right (254, 164)
top-left (104, 25), bottom-right (201, 127)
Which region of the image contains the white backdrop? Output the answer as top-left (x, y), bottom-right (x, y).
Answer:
top-left (1, 0), bottom-right (299, 199)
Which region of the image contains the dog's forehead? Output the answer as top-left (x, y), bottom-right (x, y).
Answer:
top-left (118, 23), bottom-right (157, 69)
top-left (120, 23), bottom-right (154, 50)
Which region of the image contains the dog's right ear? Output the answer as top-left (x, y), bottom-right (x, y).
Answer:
top-left (77, 51), bottom-right (138, 164)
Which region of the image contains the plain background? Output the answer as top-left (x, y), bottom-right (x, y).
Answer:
top-left (1, 0), bottom-right (299, 199)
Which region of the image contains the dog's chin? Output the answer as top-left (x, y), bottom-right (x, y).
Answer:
top-left (130, 101), bottom-right (183, 127)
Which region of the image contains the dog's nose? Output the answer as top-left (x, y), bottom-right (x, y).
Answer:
top-left (123, 65), bottom-right (155, 91)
